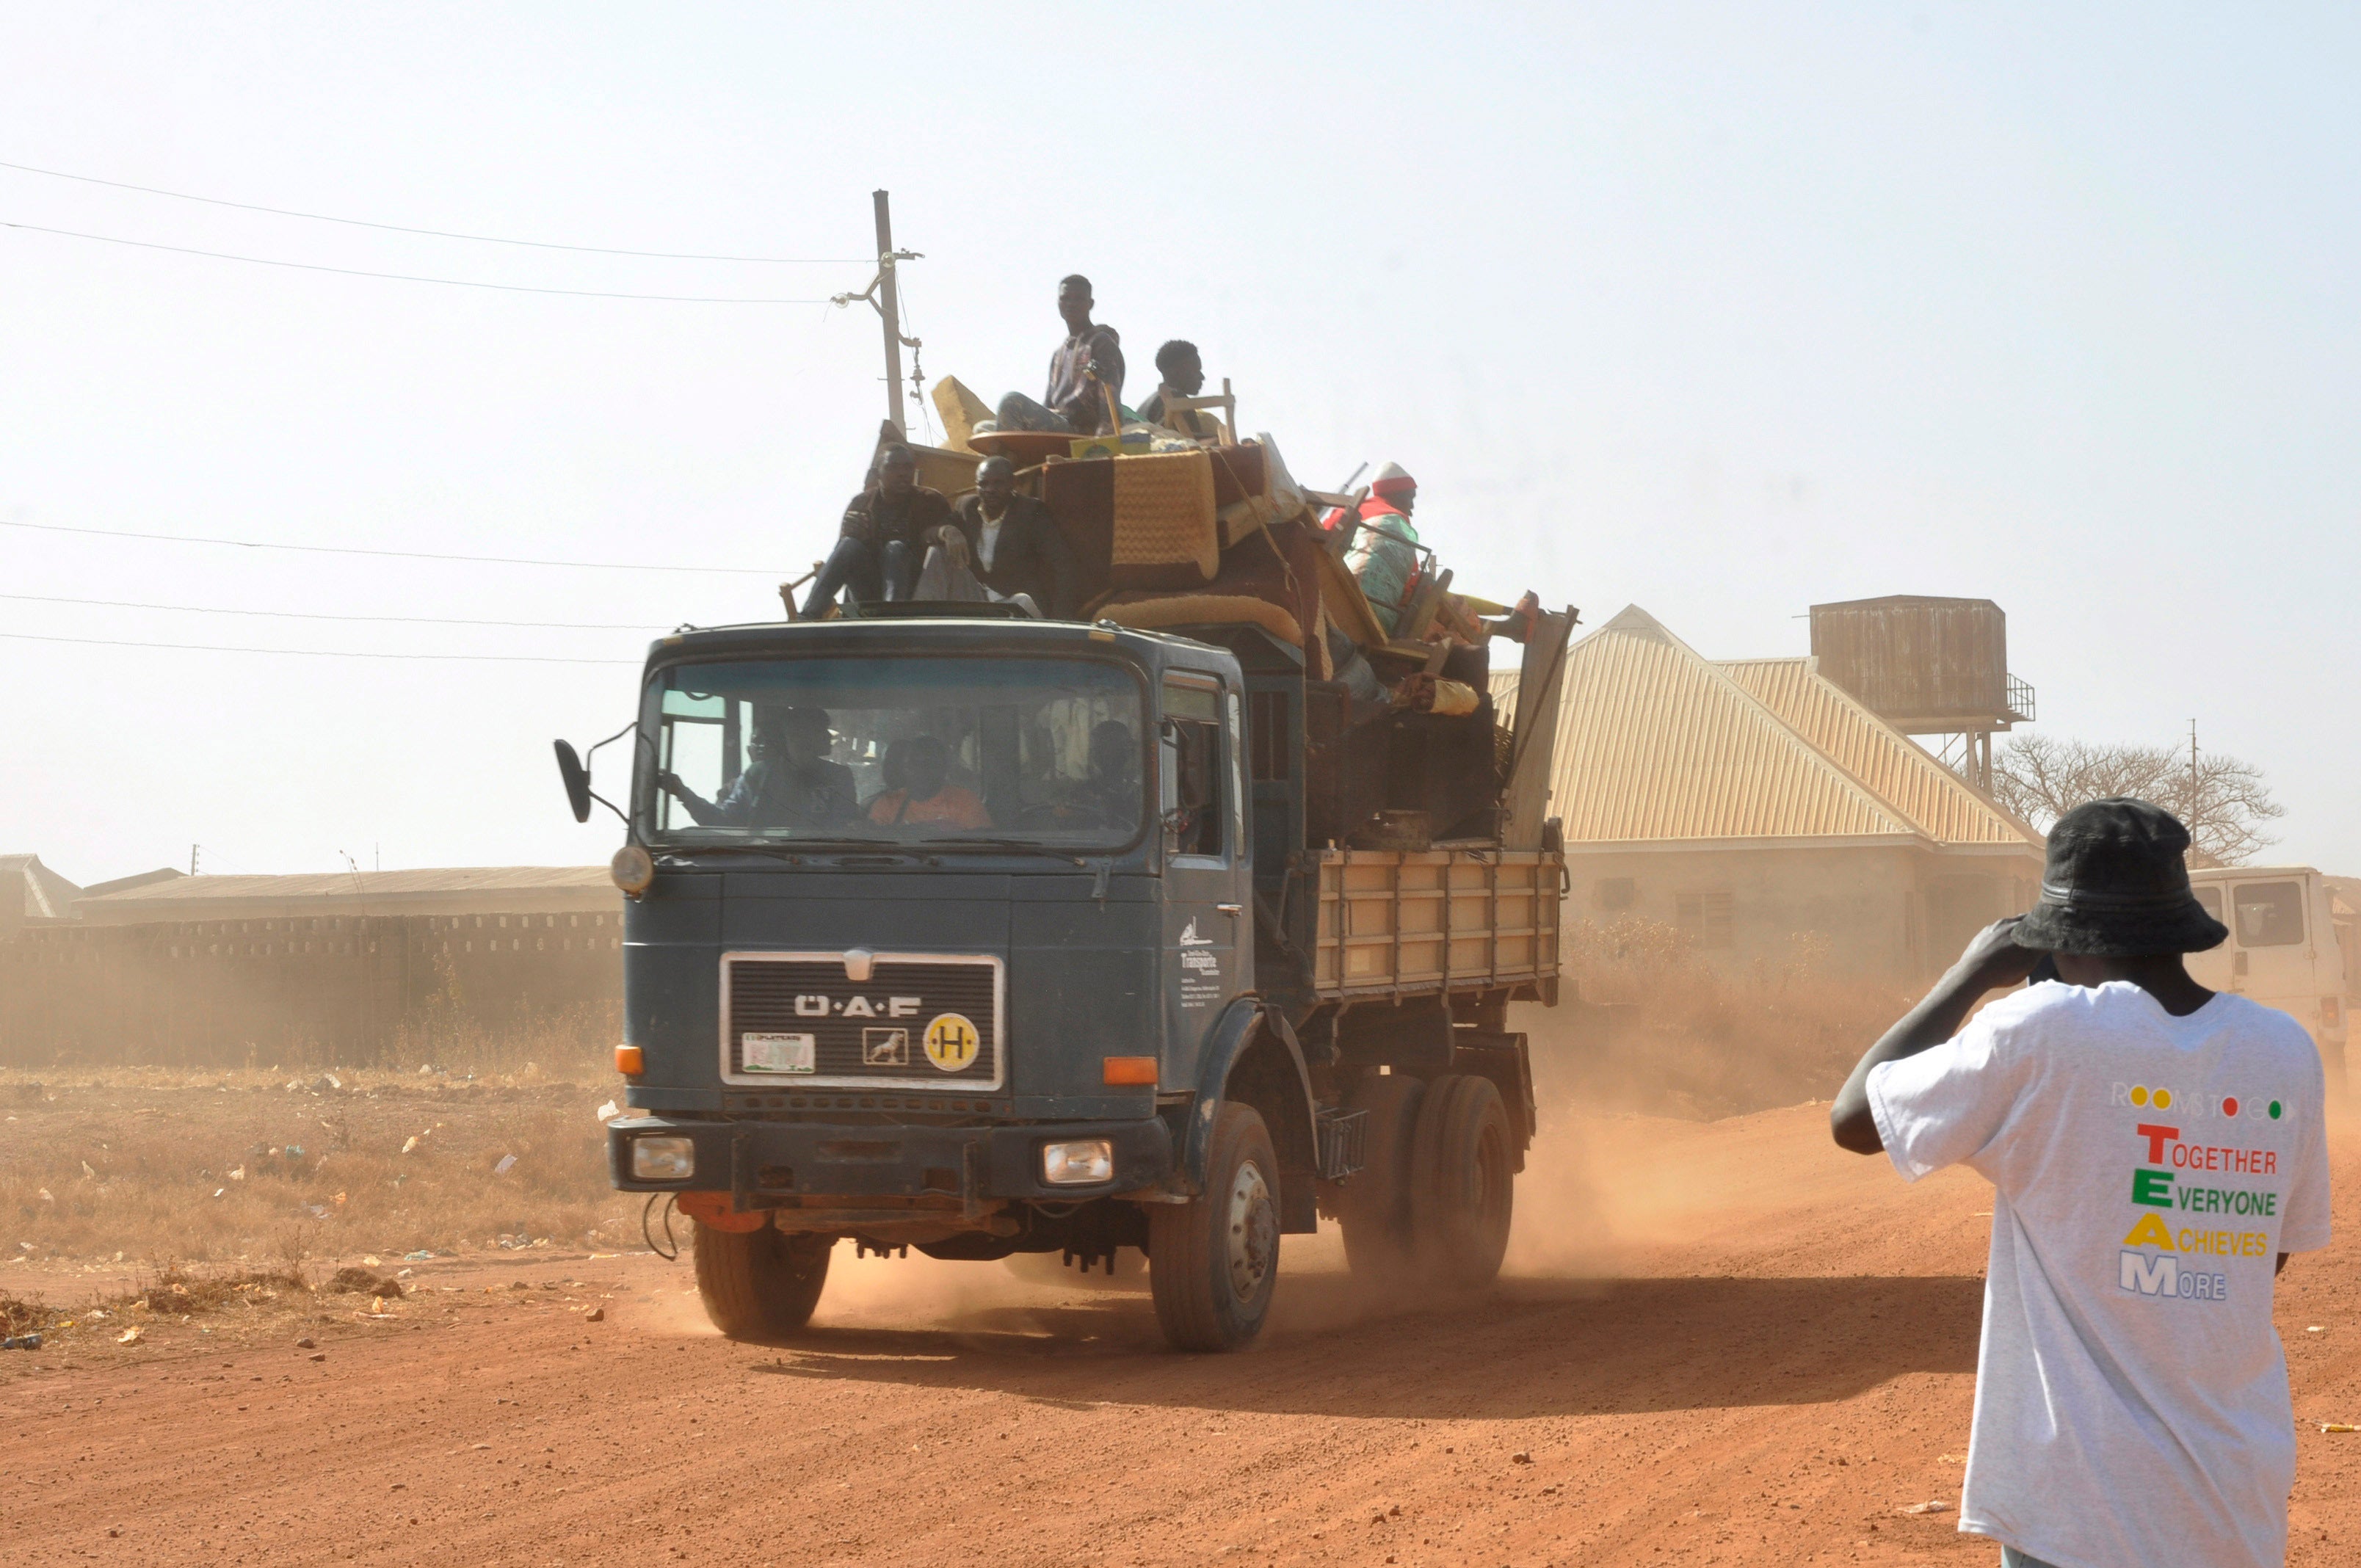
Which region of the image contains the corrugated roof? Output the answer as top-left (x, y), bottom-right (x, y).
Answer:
top-left (1717, 658), bottom-right (2039, 846)
top-left (76, 866), bottom-right (612, 904)
top-left (1, 854), bottom-right (82, 921)
top-left (1512, 606), bottom-right (1923, 843)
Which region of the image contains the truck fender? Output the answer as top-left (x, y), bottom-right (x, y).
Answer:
top-left (1176, 1000), bottom-right (1320, 1233)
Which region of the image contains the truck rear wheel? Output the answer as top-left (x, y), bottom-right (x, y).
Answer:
top-left (1149, 1103), bottom-right (1280, 1352)
top-left (1335, 1072), bottom-right (1425, 1280)
top-left (693, 1220), bottom-right (832, 1339)
top-left (1409, 1073), bottom-right (1515, 1289)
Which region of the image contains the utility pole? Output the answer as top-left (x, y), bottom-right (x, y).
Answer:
top-left (832, 192), bottom-right (924, 439)
top-left (190, 844), bottom-right (200, 876)
top-left (874, 190), bottom-right (907, 436)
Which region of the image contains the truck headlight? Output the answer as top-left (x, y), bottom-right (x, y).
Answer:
top-left (631, 1135), bottom-right (695, 1181)
top-left (1041, 1139), bottom-right (1114, 1186)
top-left (611, 843), bottom-right (655, 897)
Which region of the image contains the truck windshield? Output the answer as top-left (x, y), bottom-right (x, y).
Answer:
top-left (637, 655), bottom-right (1145, 851)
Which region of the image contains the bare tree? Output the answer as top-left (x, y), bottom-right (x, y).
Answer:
top-left (1987, 733), bottom-right (2284, 866)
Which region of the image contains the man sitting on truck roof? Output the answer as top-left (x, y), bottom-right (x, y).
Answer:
top-left (950, 455), bottom-right (1079, 620)
top-left (799, 444), bottom-right (953, 618)
top-left (866, 736), bottom-right (992, 831)
top-left (658, 706), bottom-right (859, 831)
top-left (1136, 340), bottom-right (1215, 438)
top-left (991, 275), bottom-right (1124, 437)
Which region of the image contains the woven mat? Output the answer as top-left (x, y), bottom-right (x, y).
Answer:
top-left (1109, 450), bottom-right (1218, 587)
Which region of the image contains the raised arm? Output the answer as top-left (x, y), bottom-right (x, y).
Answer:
top-left (1829, 918), bottom-right (2042, 1155)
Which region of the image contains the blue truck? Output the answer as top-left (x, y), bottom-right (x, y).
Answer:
top-left (559, 599), bottom-right (1572, 1351)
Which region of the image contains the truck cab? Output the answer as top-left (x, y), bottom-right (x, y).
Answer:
top-left (570, 609), bottom-right (1568, 1351)
top-left (2184, 864), bottom-right (2349, 1070)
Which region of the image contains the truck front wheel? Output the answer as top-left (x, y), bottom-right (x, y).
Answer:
top-left (693, 1220), bottom-right (832, 1339)
top-left (1149, 1103), bottom-right (1280, 1351)
top-left (1409, 1073), bottom-right (1515, 1289)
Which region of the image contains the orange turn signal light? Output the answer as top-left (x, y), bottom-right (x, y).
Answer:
top-left (614, 1044), bottom-right (645, 1077)
top-left (1103, 1056), bottom-right (1158, 1086)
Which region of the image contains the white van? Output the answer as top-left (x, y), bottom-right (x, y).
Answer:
top-left (2183, 865), bottom-right (2349, 1069)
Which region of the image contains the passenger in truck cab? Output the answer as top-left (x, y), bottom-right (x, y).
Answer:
top-left (1073, 718), bottom-right (1139, 826)
top-left (657, 705), bottom-right (858, 830)
top-left (866, 734), bottom-right (992, 830)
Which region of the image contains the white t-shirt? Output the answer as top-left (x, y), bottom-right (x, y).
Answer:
top-left (1868, 981), bottom-right (2331, 1568)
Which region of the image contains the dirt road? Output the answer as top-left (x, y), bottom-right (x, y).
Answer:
top-left (4, 1100), bottom-right (2357, 1567)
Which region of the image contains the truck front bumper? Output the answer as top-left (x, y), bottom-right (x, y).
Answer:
top-left (606, 1114), bottom-right (1173, 1208)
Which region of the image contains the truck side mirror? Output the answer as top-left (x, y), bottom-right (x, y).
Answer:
top-left (554, 740), bottom-right (594, 824)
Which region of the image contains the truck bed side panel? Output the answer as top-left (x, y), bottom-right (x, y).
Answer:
top-left (1311, 849), bottom-right (1562, 1002)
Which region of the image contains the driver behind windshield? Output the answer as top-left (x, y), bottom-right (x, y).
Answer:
top-left (866, 735), bottom-right (993, 830)
top-left (658, 705), bottom-right (858, 830)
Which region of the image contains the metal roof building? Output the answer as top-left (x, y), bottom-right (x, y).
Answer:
top-left (1, 854), bottom-right (83, 939)
top-left (1495, 605), bottom-right (2043, 978)
top-left (70, 865), bottom-right (615, 926)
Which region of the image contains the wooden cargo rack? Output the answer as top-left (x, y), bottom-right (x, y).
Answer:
top-left (1310, 847), bottom-right (1563, 1002)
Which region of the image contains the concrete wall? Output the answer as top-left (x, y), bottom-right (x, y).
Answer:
top-left (1564, 843), bottom-right (2042, 981)
top-left (0, 908), bottom-right (623, 1067)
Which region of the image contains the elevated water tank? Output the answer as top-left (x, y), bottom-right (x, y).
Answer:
top-left (1808, 595), bottom-right (2033, 733)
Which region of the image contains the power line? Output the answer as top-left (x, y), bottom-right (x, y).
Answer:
top-left (1, 631), bottom-right (637, 665)
top-left (0, 591), bottom-right (661, 631)
top-left (0, 158), bottom-right (868, 264)
top-left (1, 220), bottom-right (843, 302)
top-left (0, 518), bottom-right (779, 575)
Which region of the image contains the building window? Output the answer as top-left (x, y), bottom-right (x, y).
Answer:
top-left (1675, 888), bottom-right (1733, 949)
top-left (1595, 877), bottom-right (1638, 912)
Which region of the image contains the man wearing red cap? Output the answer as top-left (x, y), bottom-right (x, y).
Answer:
top-left (1341, 461), bottom-right (1422, 633)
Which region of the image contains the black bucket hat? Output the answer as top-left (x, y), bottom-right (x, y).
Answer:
top-left (2012, 798), bottom-right (2228, 957)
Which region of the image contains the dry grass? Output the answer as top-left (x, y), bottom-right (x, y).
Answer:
top-left (1, 1260), bottom-right (315, 1336)
top-left (0, 1066), bottom-right (642, 1266)
top-left (1529, 917), bottom-right (1915, 1121)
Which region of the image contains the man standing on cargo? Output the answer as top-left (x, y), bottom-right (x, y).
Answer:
top-left (1829, 799), bottom-right (2332, 1568)
top-left (993, 275), bottom-right (1124, 435)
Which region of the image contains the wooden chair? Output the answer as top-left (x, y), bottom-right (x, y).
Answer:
top-left (1150, 378), bottom-right (1238, 444)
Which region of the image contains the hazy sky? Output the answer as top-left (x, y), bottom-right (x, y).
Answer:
top-left (4, 4), bottom-right (2356, 882)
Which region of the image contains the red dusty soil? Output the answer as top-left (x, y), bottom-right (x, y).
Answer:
top-left (2, 1101), bottom-right (2356, 1567)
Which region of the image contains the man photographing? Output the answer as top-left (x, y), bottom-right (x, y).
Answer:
top-left (1831, 798), bottom-right (2331, 1568)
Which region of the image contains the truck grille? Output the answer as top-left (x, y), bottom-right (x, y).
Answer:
top-left (722, 953), bottom-right (1003, 1091)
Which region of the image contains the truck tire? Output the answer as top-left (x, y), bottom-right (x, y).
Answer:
top-left (1408, 1073), bottom-right (1515, 1289)
top-left (1335, 1073), bottom-right (1425, 1280)
top-left (1149, 1103), bottom-right (1280, 1352)
top-left (693, 1220), bottom-right (832, 1339)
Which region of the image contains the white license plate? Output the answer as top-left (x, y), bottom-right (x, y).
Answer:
top-left (741, 1032), bottom-right (816, 1074)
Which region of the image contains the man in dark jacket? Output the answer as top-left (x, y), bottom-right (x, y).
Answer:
top-left (800, 443), bottom-right (953, 617)
top-left (949, 455), bottom-right (1080, 619)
